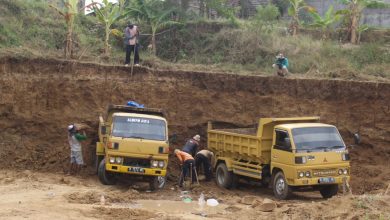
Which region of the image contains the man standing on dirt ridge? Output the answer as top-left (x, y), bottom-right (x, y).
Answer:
top-left (124, 23), bottom-right (140, 67)
top-left (182, 134), bottom-right (200, 157)
top-left (67, 124), bottom-right (87, 175)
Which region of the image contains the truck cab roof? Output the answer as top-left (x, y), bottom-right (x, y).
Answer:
top-left (112, 112), bottom-right (167, 121)
top-left (276, 123), bottom-right (335, 130)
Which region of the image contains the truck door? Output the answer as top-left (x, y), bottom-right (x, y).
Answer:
top-left (271, 129), bottom-right (295, 182)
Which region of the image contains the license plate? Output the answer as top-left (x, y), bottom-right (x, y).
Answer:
top-left (128, 167), bottom-right (145, 173)
top-left (319, 177), bottom-right (335, 183)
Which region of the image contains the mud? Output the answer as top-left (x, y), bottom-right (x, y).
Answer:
top-left (0, 56), bottom-right (389, 195)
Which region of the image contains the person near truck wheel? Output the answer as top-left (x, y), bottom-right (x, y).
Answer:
top-left (272, 52), bottom-right (289, 77)
top-left (67, 124), bottom-right (87, 175)
top-left (182, 134), bottom-right (200, 157)
top-left (124, 23), bottom-right (140, 67)
top-left (195, 149), bottom-right (215, 182)
top-left (174, 149), bottom-right (196, 187)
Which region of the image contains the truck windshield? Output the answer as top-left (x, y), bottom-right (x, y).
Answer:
top-left (112, 116), bottom-right (166, 141)
top-left (292, 127), bottom-right (345, 152)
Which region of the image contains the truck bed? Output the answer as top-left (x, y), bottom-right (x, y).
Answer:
top-left (215, 128), bottom-right (257, 136)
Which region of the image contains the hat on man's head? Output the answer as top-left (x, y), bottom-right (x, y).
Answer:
top-left (193, 134), bottom-right (200, 142)
top-left (68, 124), bottom-right (75, 132)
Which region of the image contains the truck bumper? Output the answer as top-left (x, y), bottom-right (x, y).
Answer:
top-left (290, 176), bottom-right (350, 186)
top-left (105, 164), bottom-right (166, 176)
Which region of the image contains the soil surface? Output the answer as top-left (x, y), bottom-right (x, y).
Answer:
top-left (0, 169), bottom-right (389, 220)
top-left (0, 57), bottom-right (389, 219)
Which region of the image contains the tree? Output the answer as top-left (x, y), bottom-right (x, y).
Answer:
top-left (309, 6), bottom-right (341, 40)
top-left (252, 4), bottom-right (280, 34)
top-left (125, 0), bottom-right (179, 55)
top-left (287, 0), bottom-right (315, 36)
top-left (50, 0), bottom-right (97, 59)
top-left (92, 0), bottom-right (125, 55)
top-left (339, 0), bottom-right (380, 44)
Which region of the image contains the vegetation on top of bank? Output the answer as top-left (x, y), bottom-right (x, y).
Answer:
top-left (0, 0), bottom-right (389, 81)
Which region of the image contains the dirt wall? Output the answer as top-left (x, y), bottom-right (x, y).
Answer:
top-left (0, 57), bottom-right (389, 193)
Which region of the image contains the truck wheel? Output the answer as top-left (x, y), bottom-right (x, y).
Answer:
top-left (98, 159), bottom-right (117, 185)
top-left (216, 163), bottom-right (234, 189)
top-left (320, 185), bottom-right (339, 199)
top-left (273, 171), bottom-right (291, 200)
top-left (149, 176), bottom-right (166, 191)
top-left (95, 155), bottom-right (104, 174)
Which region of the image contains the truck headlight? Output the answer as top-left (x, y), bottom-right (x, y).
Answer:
top-left (343, 169), bottom-right (348, 175)
top-left (115, 157), bottom-right (123, 164)
top-left (158, 161), bottom-right (165, 168)
top-left (305, 171), bottom-right (311, 177)
top-left (298, 172), bottom-right (304, 178)
top-left (109, 157), bottom-right (115, 164)
top-left (338, 169), bottom-right (343, 175)
top-left (151, 160), bottom-right (158, 168)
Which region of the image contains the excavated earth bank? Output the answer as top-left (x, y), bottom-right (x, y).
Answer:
top-left (0, 57), bottom-right (389, 194)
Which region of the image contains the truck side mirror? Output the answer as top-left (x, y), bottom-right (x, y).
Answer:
top-left (353, 133), bottom-right (361, 145)
top-left (101, 126), bottom-right (107, 135)
top-left (169, 133), bottom-right (178, 144)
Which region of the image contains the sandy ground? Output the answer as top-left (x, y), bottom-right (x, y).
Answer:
top-left (0, 169), bottom-right (389, 220)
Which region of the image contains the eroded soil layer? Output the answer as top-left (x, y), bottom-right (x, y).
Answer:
top-left (0, 57), bottom-right (389, 194)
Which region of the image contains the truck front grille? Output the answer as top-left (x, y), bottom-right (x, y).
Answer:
top-left (312, 169), bottom-right (337, 177)
top-left (123, 157), bottom-right (151, 168)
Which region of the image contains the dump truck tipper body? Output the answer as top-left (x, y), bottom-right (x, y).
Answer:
top-left (96, 105), bottom-right (169, 190)
top-left (208, 117), bottom-right (351, 199)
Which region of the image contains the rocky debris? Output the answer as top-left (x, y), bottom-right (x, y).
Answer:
top-left (240, 195), bottom-right (262, 205)
top-left (255, 198), bottom-right (277, 212)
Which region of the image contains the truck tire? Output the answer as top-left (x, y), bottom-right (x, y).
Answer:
top-left (149, 176), bottom-right (166, 191)
top-left (98, 159), bottom-right (117, 185)
top-left (320, 185), bottom-right (339, 199)
top-left (216, 163), bottom-right (235, 189)
top-left (95, 155), bottom-right (104, 174)
top-left (273, 171), bottom-right (291, 200)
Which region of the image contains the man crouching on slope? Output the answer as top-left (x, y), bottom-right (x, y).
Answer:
top-left (67, 124), bottom-right (87, 175)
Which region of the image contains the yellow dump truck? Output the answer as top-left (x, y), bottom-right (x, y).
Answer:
top-left (96, 105), bottom-right (169, 190)
top-left (208, 117), bottom-right (351, 199)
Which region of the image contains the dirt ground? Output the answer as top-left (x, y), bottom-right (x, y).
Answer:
top-left (0, 57), bottom-right (389, 219)
top-left (0, 169), bottom-right (389, 220)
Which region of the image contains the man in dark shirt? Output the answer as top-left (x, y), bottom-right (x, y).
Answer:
top-left (182, 134), bottom-right (200, 157)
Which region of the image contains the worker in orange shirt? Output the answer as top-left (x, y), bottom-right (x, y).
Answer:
top-left (174, 149), bottom-right (196, 187)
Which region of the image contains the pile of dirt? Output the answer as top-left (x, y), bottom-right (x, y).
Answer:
top-left (0, 57), bottom-right (389, 195)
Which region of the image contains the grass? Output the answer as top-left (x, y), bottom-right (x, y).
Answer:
top-left (0, 0), bottom-right (389, 82)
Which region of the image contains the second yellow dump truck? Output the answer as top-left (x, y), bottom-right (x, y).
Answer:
top-left (208, 117), bottom-right (351, 199)
top-left (96, 104), bottom-right (169, 190)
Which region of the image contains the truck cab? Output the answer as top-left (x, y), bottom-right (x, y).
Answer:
top-left (271, 123), bottom-right (350, 199)
top-left (96, 105), bottom-right (169, 190)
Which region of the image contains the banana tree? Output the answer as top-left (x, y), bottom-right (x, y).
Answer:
top-left (287, 0), bottom-right (315, 36)
top-left (309, 6), bottom-right (341, 40)
top-left (50, 0), bottom-right (97, 59)
top-left (338, 0), bottom-right (380, 44)
top-left (92, 0), bottom-right (125, 55)
top-left (125, 0), bottom-right (179, 55)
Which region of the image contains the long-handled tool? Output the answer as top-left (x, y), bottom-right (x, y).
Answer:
top-left (130, 44), bottom-right (136, 78)
top-left (190, 163), bottom-right (200, 187)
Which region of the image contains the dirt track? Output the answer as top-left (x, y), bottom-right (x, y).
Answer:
top-left (0, 57), bottom-right (389, 218)
top-left (0, 169), bottom-right (389, 219)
